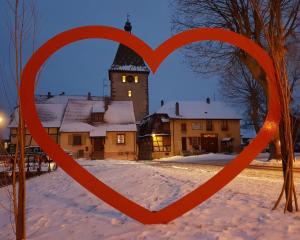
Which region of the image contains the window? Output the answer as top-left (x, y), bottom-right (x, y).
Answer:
top-left (206, 120), bottom-right (213, 131)
top-left (221, 120), bottom-right (229, 131)
top-left (192, 122), bottom-right (201, 130)
top-left (134, 76), bottom-right (139, 83)
top-left (128, 90), bottom-right (132, 97)
top-left (91, 112), bottom-right (104, 122)
top-left (152, 136), bottom-right (171, 152)
top-left (11, 128), bottom-right (17, 134)
top-left (117, 134), bottom-right (125, 144)
top-left (73, 135), bottom-right (82, 146)
top-left (189, 137), bottom-right (201, 150)
top-left (122, 75), bottom-right (126, 82)
top-left (181, 123), bottom-right (187, 132)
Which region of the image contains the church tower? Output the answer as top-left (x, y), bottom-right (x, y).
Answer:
top-left (108, 19), bottom-right (150, 122)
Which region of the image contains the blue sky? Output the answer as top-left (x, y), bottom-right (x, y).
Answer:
top-left (0, 0), bottom-right (220, 115)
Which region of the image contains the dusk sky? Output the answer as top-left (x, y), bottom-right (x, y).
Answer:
top-left (0, 0), bottom-right (220, 115)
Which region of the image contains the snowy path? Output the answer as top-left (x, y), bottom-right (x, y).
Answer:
top-left (0, 159), bottom-right (300, 240)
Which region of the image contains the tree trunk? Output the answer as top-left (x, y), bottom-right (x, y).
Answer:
top-left (16, 117), bottom-right (26, 240)
top-left (268, 135), bottom-right (282, 160)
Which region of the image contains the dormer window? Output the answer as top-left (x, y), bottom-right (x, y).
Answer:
top-left (122, 75), bottom-right (126, 82)
top-left (134, 76), bottom-right (139, 83)
top-left (91, 112), bottom-right (104, 122)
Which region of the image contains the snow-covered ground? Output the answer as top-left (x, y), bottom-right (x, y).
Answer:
top-left (0, 159), bottom-right (300, 240)
top-left (155, 153), bottom-right (300, 168)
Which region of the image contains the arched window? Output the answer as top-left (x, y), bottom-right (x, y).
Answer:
top-left (128, 90), bottom-right (132, 97)
top-left (134, 76), bottom-right (139, 83)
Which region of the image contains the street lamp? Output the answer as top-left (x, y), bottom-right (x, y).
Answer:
top-left (0, 112), bottom-right (8, 129)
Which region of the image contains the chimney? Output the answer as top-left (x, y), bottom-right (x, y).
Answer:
top-left (47, 92), bottom-right (52, 99)
top-left (175, 102), bottom-right (180, 116)
top-left (161, 100), bottom-right (164, 106)
top-left (206, 97), bottom-right (210, 104)
top-left (87, 92), bottom-right (92, 100)
top-left (104, 96), bottom-right (110, 111)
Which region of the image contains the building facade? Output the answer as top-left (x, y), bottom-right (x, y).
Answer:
top-left (9, 95), bottom-right (138, 160)
top-left (139, 100), bottom-right (241, 160)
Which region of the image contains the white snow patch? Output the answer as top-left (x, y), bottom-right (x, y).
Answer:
top-left (0, 159), bottom-right (299, 239)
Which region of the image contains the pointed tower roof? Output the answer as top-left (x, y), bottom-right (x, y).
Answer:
top-left (109, 19), bottom-right (150, 73)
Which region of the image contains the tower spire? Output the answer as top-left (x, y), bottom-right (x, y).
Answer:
top-left (124, 14), bottom-right (132, 33)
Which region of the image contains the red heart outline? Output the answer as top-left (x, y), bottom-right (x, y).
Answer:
top-left (20, 26), bottom-right (280, 224)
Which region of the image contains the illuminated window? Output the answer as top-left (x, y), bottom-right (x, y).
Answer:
top-left (122, 75), bottom-right (126, 82)
top-left (152, 135), bottom-right (171, 152)
top-left (117, 134), bottom-right (125, 144)
top-left (134, 76), bottom-right (139, 83)
top-left (128, 90), bottom-right (132, 97)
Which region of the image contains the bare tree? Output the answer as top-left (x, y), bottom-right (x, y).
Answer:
top-left (219, 62), bottom-right (266, 133)
top-left (172, 0), bottom-right (299, 160)
top-left (4, 0), bottom-right (39, 238)
top-left (172, 0), bottom-right (299, 212)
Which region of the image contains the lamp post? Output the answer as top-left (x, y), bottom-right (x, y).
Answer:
top-left (0, 112), bottom-right (7, 129)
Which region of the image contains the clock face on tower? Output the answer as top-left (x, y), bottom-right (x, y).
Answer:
top-left (126, 75), bottom-right (134, 83)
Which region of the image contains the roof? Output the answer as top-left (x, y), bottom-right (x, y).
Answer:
top-left (60, 99), bottom-right (137, 134)
top-left (8, 95), bottom-right (137, 136)
top-left (8, 104), bottom-right (65, 128)
top-left (156, 101), bottom-right (241, 120)
top-left (35, 95), bottom-right (103, 104)
top-left (110, 44), bottom-right (150, 73)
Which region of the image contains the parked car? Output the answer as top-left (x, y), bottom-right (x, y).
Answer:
top-left (25, 146), bottom-right (51, 162)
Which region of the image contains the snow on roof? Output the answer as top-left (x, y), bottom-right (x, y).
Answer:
top-left (59, 122), bottom-right (94, 133)
top-left (35, 95), bottom-right (103, 104)
top-left (110, 64), bottom-right (150, 72)
top-left (104, 101), bottom-right (136, 124)
top-left (110, 43), bottom-right (150, 73)
top-left (105, 124), bottom-right (136, 132)
top-left (61, 100), bottom-right (95, 125)
top-left (92, 102), bottom-right (105, 113)
top-left (156, 101), bottom-right (241, 120)
top-left (60, 99), bottom-right (137, 135)
top-left (8, 104), bottom-right (65, 128)
top-left (90, 126), bottom-right (107, 137)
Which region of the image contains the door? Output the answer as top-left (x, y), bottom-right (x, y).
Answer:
top-left (181, 137), bottom-right (187, 151)
top-left (201, 134), bottom-right (218, 153)
top-left (92, 137), bottom-right (105, 159)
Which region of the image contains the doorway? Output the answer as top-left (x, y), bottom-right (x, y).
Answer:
top-left (92, 137), bottom-right (105, 159)
top-left (181, 137), bottom-right (187, 151)
top-left (201, 134), bottom-right (218, 153)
